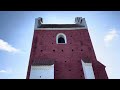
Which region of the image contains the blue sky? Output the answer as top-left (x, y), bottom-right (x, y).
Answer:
top-left (0, 11), bottom-right (120, 79)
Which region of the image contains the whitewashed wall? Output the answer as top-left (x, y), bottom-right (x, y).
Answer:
top-left (81, 60), bottom-right (95, 79)
top-left (30, 65), bottom-right (54, 79)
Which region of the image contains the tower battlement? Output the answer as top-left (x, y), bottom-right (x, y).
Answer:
top-left (34, 17), bottom-right (88, 30)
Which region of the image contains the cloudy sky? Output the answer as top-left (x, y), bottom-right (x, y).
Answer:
top-left (0, 11), bottom-right (120, 79)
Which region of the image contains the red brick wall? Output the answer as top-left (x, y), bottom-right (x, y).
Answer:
top-left (26, 29), bottom-right (108, 79)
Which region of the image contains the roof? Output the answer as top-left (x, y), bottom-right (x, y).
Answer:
top-left (38, 24), bottom-right (85, 28)
top-left (82, 59), bottom-right (91, 63)
top-left (32, 59), bottom-right (54, 66)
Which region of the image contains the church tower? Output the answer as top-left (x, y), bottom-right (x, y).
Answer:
top-left (26, 17), bottom-right (108, 79)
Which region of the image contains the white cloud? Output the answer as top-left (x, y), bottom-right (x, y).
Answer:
top-left (0, 70), bottom-right (7, 73)
top-left (0, 39), bottom-right (20, 53)
top-left (104, 28), bottom-right (119, 45)
top-left (0, 69), bottom-right (12, 74)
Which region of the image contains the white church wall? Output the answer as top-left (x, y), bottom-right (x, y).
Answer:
top-left (81, 60), bottom-right (95, 79)
top-left (30, 65), bottom-right (54, 79)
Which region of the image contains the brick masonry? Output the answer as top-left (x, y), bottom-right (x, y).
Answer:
top-left (26, 29), bottom-right (108, 79)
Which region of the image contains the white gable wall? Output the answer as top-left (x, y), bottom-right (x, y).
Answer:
top-left (81, 60), bottom-right (95, 79)
top-left (30, 65), bottom-right (54, 79)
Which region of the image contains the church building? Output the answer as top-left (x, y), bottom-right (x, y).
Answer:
top-left (26, 17), bottom-right (108, 79)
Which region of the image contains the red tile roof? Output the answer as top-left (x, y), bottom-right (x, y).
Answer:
top-left (82, 59), bottom-right (91, 63)
top-left (32, 59), bottom-right (54, 66)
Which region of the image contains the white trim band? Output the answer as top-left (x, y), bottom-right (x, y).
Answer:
top-left (34, 27), bottom-right (88, 30)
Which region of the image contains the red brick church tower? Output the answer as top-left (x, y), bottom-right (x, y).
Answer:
top-left (26, 17), bottom-right (108, 79)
